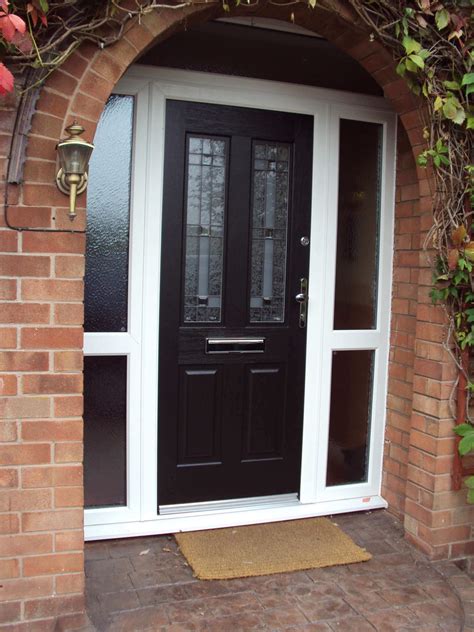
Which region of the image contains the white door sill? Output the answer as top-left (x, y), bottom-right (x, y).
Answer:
top-left (84, 494), bottom-right (387, 541)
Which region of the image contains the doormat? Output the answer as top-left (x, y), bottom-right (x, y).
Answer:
top-left (174, 517), bottom-right (371, 580)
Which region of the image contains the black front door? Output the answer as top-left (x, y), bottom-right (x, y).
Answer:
top-left (158, 100), bottom-right (313, 506)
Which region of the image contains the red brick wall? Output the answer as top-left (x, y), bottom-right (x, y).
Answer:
top-left (0, 2), bottom-right (472, 627)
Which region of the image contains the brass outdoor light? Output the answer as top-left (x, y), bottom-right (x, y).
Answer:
top-left (56, 122), bottom-right (94, 221)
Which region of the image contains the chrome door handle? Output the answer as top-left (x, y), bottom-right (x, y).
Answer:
top-left (295, 278), bottom-right (308, 328)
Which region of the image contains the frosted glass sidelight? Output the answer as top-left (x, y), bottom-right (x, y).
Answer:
top-left (85, 95), bottom-right (134, 333)
top-left (183, 136), bottom-right (227, 323)
top-left (326, 350), bottom-right (375, 486)
top-left (84, 356), bottom-right (127, 508)
top-left (249, 142), bottom-right (290, 323)
top-left (333, 119), bottom-right (382, 330)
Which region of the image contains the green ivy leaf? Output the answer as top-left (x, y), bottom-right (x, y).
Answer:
top-left (403, 36), bottom-right (421, 55)
top-left (467, 117), bottom-right (474, 130)
top-left (435, 8), bottom-right (450, 30)
top-left (465, 476), bottom-right (474, 489)
top-left (443, 80), bottom-right (461, 90)
top-left (454, 423), bottom-right (473, 437)
top-left (459, 431), bottom-right (474, 456)
top-left (468, 488), bottom-right (474, 504)
top-left (462, 73), bottom-right (474, 86)
top-left (408, 54), bottom-right (425, 69)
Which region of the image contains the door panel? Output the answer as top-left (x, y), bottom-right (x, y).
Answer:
top-left (178, 367), bottom-right (223, 464)
top-left (242, 365), bottom-right (286, 460)
top-left (159, 100), bottom-right (313, 505)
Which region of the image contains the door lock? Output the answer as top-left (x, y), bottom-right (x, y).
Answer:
top-left (295, 278), bottom-right (308, 328)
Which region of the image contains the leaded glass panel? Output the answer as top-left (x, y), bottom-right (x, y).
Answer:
top-left (183, 136), bottom-right (227, 323)
top-left (249, 142), bottom-right (290, 323)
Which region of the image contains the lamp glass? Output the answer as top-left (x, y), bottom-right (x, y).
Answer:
top-left (57, 141), bottom-right (94, 175)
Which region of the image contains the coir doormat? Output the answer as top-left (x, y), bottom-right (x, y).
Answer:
top-left (174, 517), bottom-right (371, 580)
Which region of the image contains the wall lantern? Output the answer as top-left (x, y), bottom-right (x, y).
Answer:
top-left (56, 122), bottom-right (94, 221)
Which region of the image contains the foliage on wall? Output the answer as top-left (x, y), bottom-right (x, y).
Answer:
top-left (0, 0), bottom-right (473, 496)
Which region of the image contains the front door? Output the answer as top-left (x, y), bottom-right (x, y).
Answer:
top-left (158, 100), bottom-right (313, 506)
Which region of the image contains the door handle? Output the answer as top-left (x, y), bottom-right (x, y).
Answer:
top-left (295, 278), bottom-right (308, 328)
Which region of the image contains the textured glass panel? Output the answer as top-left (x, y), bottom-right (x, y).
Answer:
top-left (84, 356), bottom-right (127, 508)
top-left (249, 142), bottom-right (290, 323)
top-left (183, 135), bottom-right (227, 323)
top-left (326, 350), bottom-right (374, 486)
top-left (85, 95), bottom-right (134, 332)
top-left (334, 119), bottom-right (382, 330)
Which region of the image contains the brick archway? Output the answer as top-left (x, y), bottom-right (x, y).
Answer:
top-left (0, 2), bottom-right (471, 628)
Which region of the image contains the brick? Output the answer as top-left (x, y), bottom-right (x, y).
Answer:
top-left (22, 374), bottom-right (83, 395)
top-left (22, 420), bottom-right (83, 442)
top-left (22, 232), bottom-right (86, 254)
top-left (6, 207), bottom-right (52, 229)
top-left (54, 396), bottom-right (83, 418)
top-left (0, 278), bottom-right (16, 300)
top-left (23, 552), bottom-right (84, 577)
top-left (0, 443), bottom-right (50, 465)
top-left (0, 469), bottom-right (18, 488)
top-left (55, 573), bottom-right (85, 594)
top-left (55, 255), bottom-right (85, 278)
top-left (55, 486), bottom-right (84, 508)
top-left (0, 489), bottom-right (51, 512)
top-left (0, 255), bottom-right (51, 277)
top-left (22, 509), bottom-right (83, 532)
top-left (30, 111), bottom-right (64, 139)
top-left (0, 601), bottom-right (21, 624)
top-left (24, 594), bottom-right (84, 619)
top-left (0, 351), bottom-right (49, 371)
top-left (22, 279), bottom-right (83, 301)
top-left (21, 327), bottom-right (83, 349)
top-left (55, 530), bottom-right (83, 552)
top-left (0, 534), bottom-right (52, 557)
top-left (22, 465), bottom-right (82, 489)
top-left (0, 328), bottom-right (17, 348)
top-left (0, 420), bottom-right (17, 440)
top-left (71, 92), bottom-right (105, 121)
top-left (54, 351), bottom-right (83, 371)
top-left (54, 303), bottom-right (84, 325)
top-left (0, 303), bottom-right (50, 324)
top-left (0, 374), bottom-right (17, 396)
top-left (0, 558), bottom-right (19, 579)
top-left (0, 576), bottom-right (53, 601)
top-left (0, 514), bottom-right (19, 534)
top-left (0, 396), bottom-right (51, 419)
top-left (55, 441), bottom-right (83, 463)
top-left (0, 231), bottom-right (18, 252)
top-left (36, 90), bottom-right (69, 119)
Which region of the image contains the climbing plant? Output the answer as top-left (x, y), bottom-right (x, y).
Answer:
top-left (0, 0), bottom-right (473, 497)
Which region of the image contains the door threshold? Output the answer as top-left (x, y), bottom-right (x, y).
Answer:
top-left (85, 495), bottom-right (388, 540)
top-left (159, 493), bottom-right (299, 516)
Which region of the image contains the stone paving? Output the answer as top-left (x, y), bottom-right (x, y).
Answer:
top-left (85, 510), bottom-right (472, 631)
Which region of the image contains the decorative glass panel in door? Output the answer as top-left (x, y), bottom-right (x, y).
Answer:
top-left (249, 142), bottom-right (290, 323)
top-left (183, 135), bottom-right (227, 323)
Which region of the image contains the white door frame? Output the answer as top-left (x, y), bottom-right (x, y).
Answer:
top-left (84, 67), bottom-right (396, 541)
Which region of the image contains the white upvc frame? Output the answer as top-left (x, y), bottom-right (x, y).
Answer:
top-left (84, 67), bottom-right (396, 540)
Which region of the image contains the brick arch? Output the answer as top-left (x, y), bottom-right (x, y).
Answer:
top-left (1, 2), bottom-right (470, 629)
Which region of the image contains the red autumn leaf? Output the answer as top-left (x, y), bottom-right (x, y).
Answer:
top-left (11, 29), bottom-right (33, 54)
top-left (0, 0), bottom-right (8, 12)
top-left (0, 62), bottom-right (14, 96)
top-left (27, 3), bottom-right (38, 27)
top-left (0, 11), bottom-right (26, 42)
top-left (448, 248), bottom-right (459, 270)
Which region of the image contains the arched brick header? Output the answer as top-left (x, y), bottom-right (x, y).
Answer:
top-left (1, 1), bottom-right (472, 628)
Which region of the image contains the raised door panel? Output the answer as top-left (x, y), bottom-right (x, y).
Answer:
top-left (177, 367), bottom-right (223, 465)
top-left (242, 364), bottom-right (287, 461)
